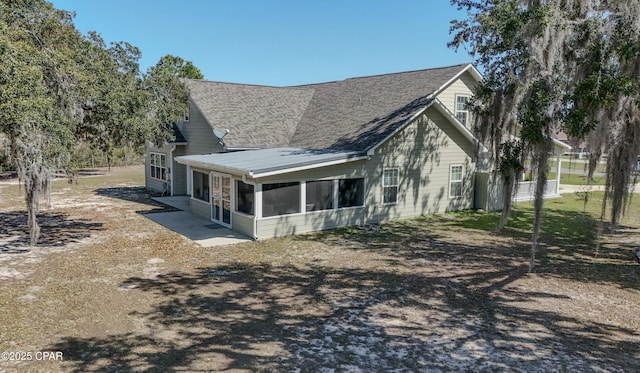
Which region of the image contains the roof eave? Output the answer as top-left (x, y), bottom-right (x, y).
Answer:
top-left (431, 98), bottom-right (487, 152)
top-left (174, 156), bottom-right (250, 177)
top-left (251, 154), bottom-right (368, 179)
top-left (175, 152), bottom-right (369, 180)
top-left (429, 63), bottom-right (483, 99)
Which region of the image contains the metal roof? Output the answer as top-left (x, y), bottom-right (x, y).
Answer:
top-left (175, 148), bottom-right (367, 178)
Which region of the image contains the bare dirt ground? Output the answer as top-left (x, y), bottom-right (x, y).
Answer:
top-left (0, 165), bottom-right (639, 372)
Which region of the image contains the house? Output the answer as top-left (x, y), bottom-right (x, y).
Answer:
top-left (145, 63), bottom-right (569, 240)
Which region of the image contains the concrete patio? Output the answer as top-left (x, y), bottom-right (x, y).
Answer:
top-left (147, 196), bottom-right (252, 247)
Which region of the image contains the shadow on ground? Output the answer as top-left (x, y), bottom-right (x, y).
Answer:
top-left (0, 211), bottom-right (104, 252)
top-left (50, 238), bottom-right (639, 372)
top-left (94, 186), bottom-right (178, 214)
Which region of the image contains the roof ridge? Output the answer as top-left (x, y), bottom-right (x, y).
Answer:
top-left (291, 63), bottom-right (472, 87)
top-left (184, 63), bottom-right (472, 88)
top-left (183, 78), bottom-right (313, 91)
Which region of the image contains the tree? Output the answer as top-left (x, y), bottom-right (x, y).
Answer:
top-left (143, 55), bottom-right (202, 146)
top-left (0, 0), bottom-right (86, 245)
top-left (0, 0), bottom-right (194, 245)
top-left (153, 54), bottom-right (204, 79)
top-left (449, 0), bottom-right (640, 271)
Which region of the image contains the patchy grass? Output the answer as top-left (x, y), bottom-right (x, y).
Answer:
top-left (1, 166), bottom-right (639, 372)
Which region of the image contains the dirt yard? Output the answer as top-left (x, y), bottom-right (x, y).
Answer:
top-left (0, 166), bottom-right (639, 372)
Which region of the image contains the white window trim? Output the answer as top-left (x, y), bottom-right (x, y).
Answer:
top-left (382, 168), bottom-right (399, 205)
top-left (454, 94), bottom-right (470, 126)
top-left (149, 152), bottom-right (167, 181)
top-left (449, 164), bottom-right (464, 199)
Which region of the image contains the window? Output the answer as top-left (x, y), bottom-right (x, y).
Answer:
top-left (150, 152), bottom-right (167, 181)
top-left (236, 180), bottom-right (255, 216)
top-left (306, 180), bottom-right (334, 211)
top-left (450, 165), bottom-right (463, 198)
top-left (455, 95), bottom-right (469, 126)
top-left (383, 168), bottom-right (399, 204)
top-left (338, 178), bottom-right (364, 208)
top-left (262, 182), bottom-right (300, 217)
top-left (192, 171), bottom-right (210, 202)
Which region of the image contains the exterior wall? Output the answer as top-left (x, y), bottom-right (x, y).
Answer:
top-left (171, 146), bottom-right (188, 195)
top-left (435, 70), bottom-right (477, 117)
top-left (251, 108), bottom-right (477, 239)
top-left (145, 142), bottom-right (173, 194)
top-left (256, 207), bottom-right (366, 240)
top-left (178, 100), bottom-right (225, 156)
top-left (146, 99), bottom-right (224, 195)
top-left (366, 108), bottom-right (476, 222)
top-left (232, 212), bottom-right (254, 238)
top-left (252, 160), bottom-right (367, 239)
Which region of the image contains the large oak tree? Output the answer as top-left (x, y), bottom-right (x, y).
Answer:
top-left (0, 0), bottom-right (198, 245)
top-left (449, 0), bottom-right (640, 271)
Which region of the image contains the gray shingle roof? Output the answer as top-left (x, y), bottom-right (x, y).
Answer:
top-left (184, 64), bottom-right (471, 152)
top-left (184, 81), bottom-right (315, 148)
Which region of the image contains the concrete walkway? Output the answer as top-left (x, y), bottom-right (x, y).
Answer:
top-left (147, 196), bottom-right (252, 247)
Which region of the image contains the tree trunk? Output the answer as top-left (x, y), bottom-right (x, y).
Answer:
top-left (498, 172), bottom-right (517, 232)
top-left (529, 141), bottom-right (552, 273)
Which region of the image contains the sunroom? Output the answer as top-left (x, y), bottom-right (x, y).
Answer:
top-left (175, 148), bottom-right (370, 240)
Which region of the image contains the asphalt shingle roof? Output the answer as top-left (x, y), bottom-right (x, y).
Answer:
top-left (184, 63), bottom-right (470, 152)
top-left (184, 81), bottom-right (315, 148)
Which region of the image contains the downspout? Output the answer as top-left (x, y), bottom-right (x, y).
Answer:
top-left (169, 145), bottom-right (176, 196)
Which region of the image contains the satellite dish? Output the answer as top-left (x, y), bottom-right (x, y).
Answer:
top-left (213, 128), bottom-right (229, 139)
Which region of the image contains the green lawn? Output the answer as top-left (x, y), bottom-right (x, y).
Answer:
top-left (548, 172), bottom-right (607, 185)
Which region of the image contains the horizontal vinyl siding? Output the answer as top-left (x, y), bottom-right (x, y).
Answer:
top-left (367, 109), bottom-right (475, 221)
top-left (190, 198), bottom-right (210, 220)
top-left (436, 71), bottom-right (477, 114)
top-left (171, 144), bottom-right (188, 195)
top-left (256, 207), bottom-right (366, 240)
top-left (172, 161), bottom-right (188, 195)
top-left (180, 100), bottom-right (224, 155)
top-left (232, 212), bottom-right (254, 238)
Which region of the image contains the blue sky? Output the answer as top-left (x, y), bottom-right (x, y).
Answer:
top-left (50, 0), bottom-right (472, 86)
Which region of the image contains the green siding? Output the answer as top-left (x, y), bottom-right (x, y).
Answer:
top-left (171, 146), bottom-right (188, 195)
top-left (366, 108), bottom-right (475, 221)
top-left (179, 100), bottom-right (224, 156)
top-left (256, 207), bottom-right (365, 240)
top-left (147, 100), bottom-right (225, 195)
top-left (232, 212), bottom-right (255, 238)
top-left (436, 70), bottom-right (477, 114)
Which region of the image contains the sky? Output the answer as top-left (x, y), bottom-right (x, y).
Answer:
top-left (49, 0), bottom-right (473, 86)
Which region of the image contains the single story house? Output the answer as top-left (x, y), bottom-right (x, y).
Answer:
top-left (146, 63), bottom-right (570, 240)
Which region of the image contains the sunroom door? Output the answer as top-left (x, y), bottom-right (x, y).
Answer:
top-left (211, 173), bottom-right (231, 227)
